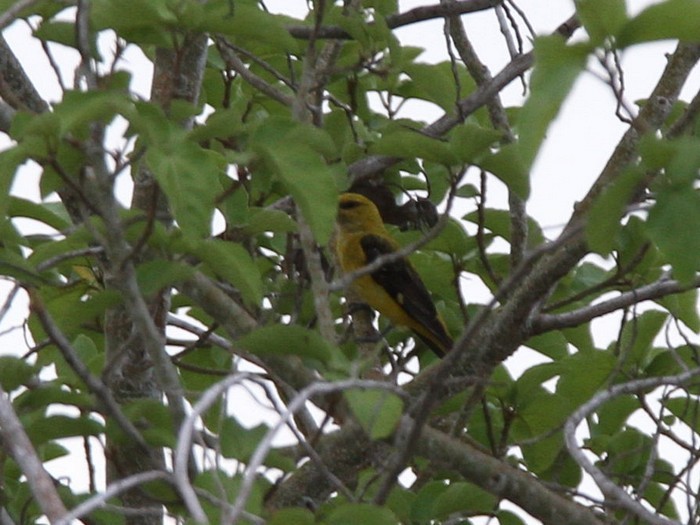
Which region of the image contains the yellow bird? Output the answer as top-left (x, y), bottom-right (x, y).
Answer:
top-left (334, 193), bottom-right (453, 357)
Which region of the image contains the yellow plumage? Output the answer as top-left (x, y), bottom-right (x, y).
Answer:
top-left (335, 193), bottom-right (453, 357)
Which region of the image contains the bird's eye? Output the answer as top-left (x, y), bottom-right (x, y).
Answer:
top-left (339, 200), bottom-right (361, 210)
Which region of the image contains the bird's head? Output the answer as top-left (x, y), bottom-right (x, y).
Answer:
top-left (337, 193), bottom-right (384, 234)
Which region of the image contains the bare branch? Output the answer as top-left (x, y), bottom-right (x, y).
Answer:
top-left (174, 373), bottom-right (257, 523)
top-left (348, 13), bottom-right (580, 183)
top-left (286, 0), bottom-right (502, 40)
top-left (0, 0), bottom-right (41, 31)
top-left (54, 471), bottom-right (172, 525)
top-left (229, 379), bottom-right (407, 524)
top-left (296, 214), bottom-right (337, 343)
top-left (564, 369), bottom-right (700, 525)
top-left (533, 275), bottom-right (700, 334)
top-left (0, 34), bottom-right (48, 113)
top-left (418, 425), bottom-right (606, 525)
top-left (215, 37), bottom-right (295, 107)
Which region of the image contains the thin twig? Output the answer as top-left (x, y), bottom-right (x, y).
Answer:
top-left (215, 37), bottom-right (294, 107)
top-left (54, 471), bottom-right (171, 525)
top-left (533, 275), bottom-right (700, 334)
top-left (228, 379), bottom-right (407, 524)
top-left (564, 370), bottom-right (700, 525)
top-left (0, 0), bottom-right (41, 31)
top-left (285, 0), bottom-right (502, 39)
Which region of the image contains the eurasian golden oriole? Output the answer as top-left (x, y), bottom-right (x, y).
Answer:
top-left (334, 193), bottom-right (453, 357)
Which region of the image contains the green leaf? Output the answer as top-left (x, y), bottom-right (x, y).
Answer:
top-left (34, 20), bottom-right (84, 50)
top-left (586, 167), bottom-right (645, 254)
top-left (557, 350), bottom-right (615, 406)
top-left (591, 395), bottom-right (638, 437)
top-left (576, 0), bottom-right (627, 44)
top-left (325, 503), bottom-right (398, 525)
top-left (516, 391), bottom-right (573, 437)
top-left (497, 510), bottom-right (528, 525)
top-left (147, 144), bottom-right (224, 239)
top-left (91, 0), bottom-right (173, 45)
top-left (0, 247), bottom-right (45, 286)
top-left (411, 481), bottom-right (449, 522)
top-left (448, 123), bottom-right (502, 163)
top-left (605, 427), bottom-right (652, 477)
top-left (620, 309), bottom-right (667, 361)
top-left (269, 508), bottom-right (315, 525)
top-left (525, 332), bottom-right (569, 360)
top-left (238, 325), bottom-right (334, 364)
top-left (647, 187), bottom-right (700, 282)
top-left (617, 0), bottom-right (700, 47)
top-left (15, 384), bottom-right (94, 413)
top-left (371, 128), bottom-right (458, 165)
top-left (424, 217), bottom-right (475, 259)
top-left (196, 471), bottom-right (266, 520)
top-left (72, 334), bottom-right (104, 376)
top-left (122, 399), bottom-right (175, 447)
top-left (476, 143), bottom-right (530, 199)
top-left (25, 415), bottom-right (103, 445)
top-left (7, 197), bottom-right (71, 232)
top-left (464, 207), bottom-right (543, 245)
top-left (657, 289), bottom-right (700, 332)
top-left (344, 389), bottom-right (403, 440)
top-left (518, 37), bottom-right (589, 169)
top-left (0, 357), bottom-right (35, 391)
top-left (220, 417), bottom-right (267, 461)
top-left (434, 482), bottom-right (497, 518)
top-left (515, 364), bottom-right (561, 401)
top-left (398, 61), bottom-right (475, 113)
top-left (665, 397), bottom-right (700, 433)
top-left (215, 3), bottom-right (299, 54)
top-left (135, 259), bottom-right (194, 295)
top-left (520, 432), bottom-right (565, 474)
top-left (54, 90), bottom-right (130, 138)
top-left (192, 238), bottom-right (263, 305)
top-left (385, 486), bottom-right (415, 523)
top-left (643, 481), bottom-right (680, 520)
top-left (243, 208), bottom-right (298, 235)
top-left (0, 147), bottom-right (28, 218)
top-left (251, 118), bottom-right (339, 245)
top-left (645, 345), bottom-right (700, 378)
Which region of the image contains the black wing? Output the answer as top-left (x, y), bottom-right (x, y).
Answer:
top-left (360, 234), bottom-right (452, 354)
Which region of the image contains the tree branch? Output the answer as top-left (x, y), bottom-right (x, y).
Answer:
top-left (285, 0), bottom-right (502, 40)
top-left (533, 275), bottom-right (700, 334)
top-left (417, 426), bottom-right (606, 525)
top-left (54, 471), bottom-right (172, 525)
top-left (348, 14), bottom-right (580, 183)
top-left (564, 370), bottom-right (700, 525)
top-left (215, 37), bottom-right (294, 107)
top-left (0, 34), bottom-right (48, 113)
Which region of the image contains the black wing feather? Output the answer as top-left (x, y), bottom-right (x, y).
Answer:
top-left (360, 234), bottom-right (451, 352)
